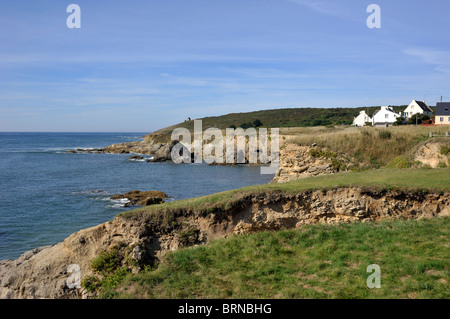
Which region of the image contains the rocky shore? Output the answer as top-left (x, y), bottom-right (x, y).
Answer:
top-left (2, 136), bottom-right (448, 299)
top-left (1, 187), bottom-right (448, 299)
top-left (65, 140), bottom-right (174, 162)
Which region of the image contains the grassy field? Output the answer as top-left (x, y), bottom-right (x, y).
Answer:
top-left (285, 125), bottom-right (450, 169)
top-left (85, 168), bottom-right (450, 299)
top-left (147, 106), bottom-right (407, 138)
top-left (112, 217), bottom-right (449, 299)
top-left (119, 168), bottom-right (450, 220)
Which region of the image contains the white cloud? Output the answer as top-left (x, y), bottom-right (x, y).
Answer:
top-left (285, 0), bottom-right (351, 18)
top-left (403, 48), bottom-right (450, 74)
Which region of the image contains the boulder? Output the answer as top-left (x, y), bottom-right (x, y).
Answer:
top-left (110, 190), bottom-right (168, 207)
top-left (129, 155), bottom-right (144, 160)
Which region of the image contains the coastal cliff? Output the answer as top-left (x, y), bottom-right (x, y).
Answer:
top-left (272, 144), bottom-right (342, 183)
top-left (1, 186), bottom-right (448, 299)
top-left (2, 127), bottom-right (449, 299)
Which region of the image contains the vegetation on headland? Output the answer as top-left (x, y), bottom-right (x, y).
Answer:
top-left (283, 126), bottom-right (449, 170)
top-left (147, 106), bottom-right (407, 142)
top-left (107, 216), bottom-right (449, 299)
top-left (91, 113), bottom-right (449, 299)
top-left (118, 168), bottom-right (450, 221)
top-left (78, 167), bottom-right (449, 298)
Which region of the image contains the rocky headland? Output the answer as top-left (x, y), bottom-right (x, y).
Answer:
top-left (0, 186), bottom-right (448, 299)
top-left (2, 131), bottom-right (449, 299)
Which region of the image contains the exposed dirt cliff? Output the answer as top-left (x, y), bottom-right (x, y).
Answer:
top-left (412, 139), bottom-right (450, 168)
top-left (1, 187), bottom-right (448, 299)
top-left (272, 144), bottom-right (343, 183)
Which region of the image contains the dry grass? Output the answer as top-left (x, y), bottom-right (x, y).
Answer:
top-left (286, 126), bottom-right (449, 168)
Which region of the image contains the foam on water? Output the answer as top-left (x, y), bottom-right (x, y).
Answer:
top-left (0, 132), bottom-right (273, 259)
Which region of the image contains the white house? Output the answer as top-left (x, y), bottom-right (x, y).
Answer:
top-left (403, 100), bottom-right (433, 119)
top-left (372, 106), bottom-right (401, 127)
top-left (352, 110), bottom-right (372, 127)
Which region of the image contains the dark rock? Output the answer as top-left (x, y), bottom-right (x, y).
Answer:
top-left (110, 190), bottom-right (168, 207)
top-left (129, 155), bottom-right (144, 160)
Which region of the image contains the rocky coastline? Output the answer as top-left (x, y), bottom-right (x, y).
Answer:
top-left (65, 140), bottom-right (174, 162)
top-left (1, 136), bottom-right (449, 299)
top-left (0, 187), bottom-right (448, 299)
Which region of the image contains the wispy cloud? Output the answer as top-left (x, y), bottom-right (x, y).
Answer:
top-left (403, 48), bottom-right (450, 74)
top-left (285, 0), bottom-right (352, 18)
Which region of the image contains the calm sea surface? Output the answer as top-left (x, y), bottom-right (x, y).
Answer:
top-left (0, 132), bottom-right (273, 260)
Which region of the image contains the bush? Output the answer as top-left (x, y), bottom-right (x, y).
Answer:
top-left (437, 161), bottom-right (447, 168)
top-left (91, 249), bottom-right (121, 275)
top-left (331, 158), bottom-right (346, 171)
top-left (407, 114), bottom-right (430, 125)
top-left (393, 118), bottom-right (405, 126)
top-left (309, 148), bottom-right (337, 159)
top-left (82, 243), bottom-right (134, 297)
top-left (440, 145), bottom-right (450, 156)
top-left (239, 119), bottom-right (263, 129)
top-left (252, 119), bottom-right (263, 127)
top-left (378, 130), bottom-right (392, 139)
top-left (178, 228), bottom-right (200, 246)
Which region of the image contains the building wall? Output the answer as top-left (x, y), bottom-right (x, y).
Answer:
top-left (435, 115), bottom-right (450, 125)
top-left (372, 107), bottom-right (400, 126)
top-left (353, 112), bottom-right (371, 127)
top-left (403, 101), bottom-right (432, 119)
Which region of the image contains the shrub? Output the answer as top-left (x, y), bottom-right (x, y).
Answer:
top-left (378, 130), bottom-right (392, 139)
top-left (82, 243), bottom-right (134, 297)
top-left (437, 161), bottom-right (447, 168)
top-left (393, 118), bottom-right (405, 126)
top-left (440, 145), bottom-right (450, 156)
top-left (252, 119), bottom-right (263, 127)
top-left (407, 114), bottom-right (430, 125)
top-left (309, 148), bottom-right (337, 159)
top-left (239, 119), bottom-right (263, 129)
top-left (178, 228), bottom-right (200, 246)
top-left (331, 158), bottom-right (346, 171)
top-left (81, 276), bottom-right (101, 293)
top-left (91, 248), bottom-right (121, 275)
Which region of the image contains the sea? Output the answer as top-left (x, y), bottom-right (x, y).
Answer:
top-left (0, 132), bottom-right (273, 260)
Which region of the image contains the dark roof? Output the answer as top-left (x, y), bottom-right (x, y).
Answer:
top-left (414, 100), bottom-right (433, 112)
top-left (436, 102), bottom-right (450, 116)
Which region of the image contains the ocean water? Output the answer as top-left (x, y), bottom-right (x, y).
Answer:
top-left (0, 132), bottom-right (273, 260)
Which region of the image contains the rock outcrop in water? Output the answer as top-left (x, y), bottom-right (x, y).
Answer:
top-left (0, 187), bottom-right (448, 299)
top-left (66, 137), bottom-right (175, 162)
top-left (110, 190), bottom-right (168, 207)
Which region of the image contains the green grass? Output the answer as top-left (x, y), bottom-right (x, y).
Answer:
top-left (146, 106), bottom-right (407, 141)
top-left (112, 217), bottom-right (449, 299)
top-left (118, 168), bottom-right (450, 220)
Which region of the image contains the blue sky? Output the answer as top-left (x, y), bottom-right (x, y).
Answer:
top-left (0, 0), bottom-right (449, 132)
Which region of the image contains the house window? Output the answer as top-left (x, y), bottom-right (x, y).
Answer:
top-left (385, 114), bottom-right (388, 119)
top-left (440, 117), bottom-right (444, 122)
